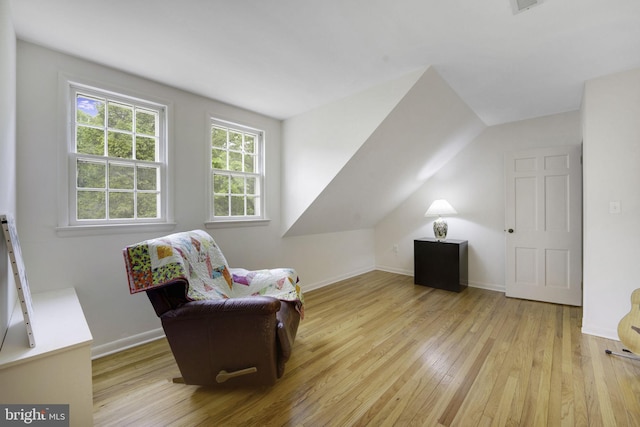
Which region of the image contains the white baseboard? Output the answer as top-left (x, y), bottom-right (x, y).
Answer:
top-left (302, 265), bottom-right (377, 292)
top-left (91, 327), bottom-right (165, 359)
top-left (375, 265), bottom-right (413, 276)
top-left (581, 325), bottom-right (619, 341)
top-left (468, 280), bottom-right (505, 293)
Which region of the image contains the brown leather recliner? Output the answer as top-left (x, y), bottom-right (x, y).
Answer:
top-left (146, 279), bottom-right (301, 387)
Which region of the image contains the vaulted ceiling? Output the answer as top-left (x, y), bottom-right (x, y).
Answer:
top-left (282, 67), bottom-right (485, 236)
top-left (11, 0), bottom-right (640, 126)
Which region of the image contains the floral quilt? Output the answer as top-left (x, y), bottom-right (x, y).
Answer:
top-left (123, 230), bottom-right (304, 317)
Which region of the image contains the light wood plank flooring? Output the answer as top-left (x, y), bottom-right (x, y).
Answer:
top-left (93, 271), bottom-right (640, 426)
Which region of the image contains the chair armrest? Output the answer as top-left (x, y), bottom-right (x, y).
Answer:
top-left (161, 296), bottom-right (281, 320)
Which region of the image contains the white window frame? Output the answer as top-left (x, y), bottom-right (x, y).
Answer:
top-left (206, 117), bottom-right (267, 226)
top-left (58, 77), bottom-right (174, 235)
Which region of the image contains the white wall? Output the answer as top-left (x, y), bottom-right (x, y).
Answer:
top-left (284, 68), bottom-right (485, 236)
top-left (0, 0), bottom-right (17, 345)
top-left (16, 41), bottom-right (375, 356)
top-left (281, 69), bottom-right (424, 234)
top-left (375, 111), bottom-right (582, 291)
top-left (582, 67), bottom-right (640, 339)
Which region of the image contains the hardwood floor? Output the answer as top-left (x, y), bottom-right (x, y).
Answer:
top-left (92, 271), bottom-right (640, 426)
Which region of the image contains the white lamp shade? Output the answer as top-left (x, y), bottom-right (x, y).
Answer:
top-left (424, 199), bottom-right (457, 217)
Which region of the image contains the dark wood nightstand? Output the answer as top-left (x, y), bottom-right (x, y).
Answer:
top-left (414, 238), bottom-right (468, 292)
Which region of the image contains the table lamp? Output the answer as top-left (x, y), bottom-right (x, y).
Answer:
top-left (425, 199), bottom-right (457, 241)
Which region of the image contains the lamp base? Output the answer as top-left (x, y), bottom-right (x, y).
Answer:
top-left (433, 217), bottom-right (448, 241)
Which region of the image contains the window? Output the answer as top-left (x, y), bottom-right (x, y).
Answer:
top-left (67, 83), bottom-right (168, 226)
top-left (209, 119), bottom-right (264, 221)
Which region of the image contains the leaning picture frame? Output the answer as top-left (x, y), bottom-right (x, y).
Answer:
top-left (1, 214), bottom-right (36, 348)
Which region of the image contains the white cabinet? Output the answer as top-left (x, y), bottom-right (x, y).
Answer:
top-left (0, 288), bottom-right (93, 427)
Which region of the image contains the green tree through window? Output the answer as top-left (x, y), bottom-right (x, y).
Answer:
top-left (70, 84), bottom-right (166, 224)
top-left (210, 120), bottom-right (263, 220)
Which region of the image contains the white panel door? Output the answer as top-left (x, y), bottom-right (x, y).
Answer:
top-left (505, 145), bottom-right (582, 306)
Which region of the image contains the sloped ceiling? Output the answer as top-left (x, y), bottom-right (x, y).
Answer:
top-left (10, 0), bottom-right (640, 125)
top-left (281, 69), bottom-right (426, 234)
top-left (284, 68), bottom-right (485, 236)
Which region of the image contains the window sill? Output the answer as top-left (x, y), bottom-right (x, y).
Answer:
top-left (56, 222), bottom-right (177, 237)
top-left (204, 218), bottom-right (271, 229)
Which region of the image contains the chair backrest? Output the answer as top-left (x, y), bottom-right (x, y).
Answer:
top-left (145, 279), bottom-right (189, 317)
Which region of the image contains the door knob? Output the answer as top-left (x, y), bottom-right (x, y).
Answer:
top-left (508, 228), bottom-right (514, 233)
